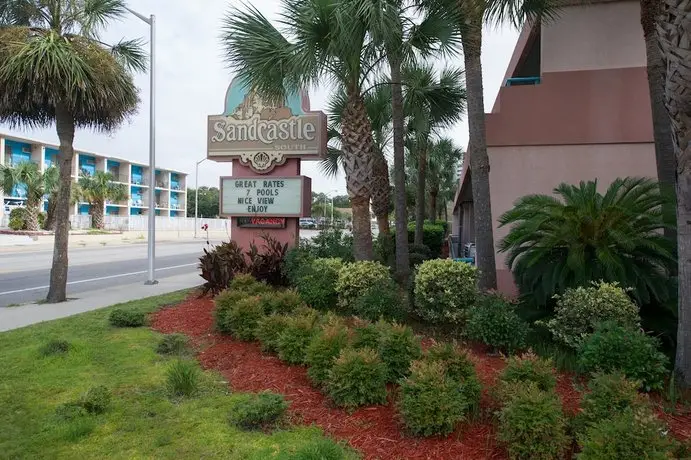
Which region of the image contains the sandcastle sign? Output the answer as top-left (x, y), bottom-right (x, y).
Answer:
top-left (207, 79), bottom-right (327, 173)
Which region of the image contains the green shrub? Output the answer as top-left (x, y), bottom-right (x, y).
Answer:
top-left (408, 243), bottom-right (432, 260)
top-left (55, 402), bottom-right (88, 420)
top-left (214, 289), bottom-right (250, 333)
top-left (282, 245), bottom-right (314, 286)
top-left (378, 323), bottom-right (422, 382)
top-left (578, 408), bottom-right (674, 460)
top-left (352, 276), bottom-right (403, 321)
top-left (466, 294), bottom-right (529, 353)
top-left (307, 227), bottom-right (354, 261)
top-left (277, 315), bottom-right (319, 365)
top-left (424, 343), bottom-right (482, 413)
top-left (306, 323), bottom-right (350, 386)
top-left (544, 281), bottom-right (640, 350)
top-left (256, 314), bottom-right (292, 353)
top-left (406, 222), bottom-right (445, 258)
top-left (166, 360), bottom-right (200, 397)
top-left (498, 352), bottom-right (556, 400)
top-left (156, 333), bottom-right (189, 356)
top-left (227, 391), bottom-right (289, 430)
top-left (9, 207), bottom-right (26, 231)
top-left (374, 232), bottom-right (396, 268)
top-left (497, 384), bottom-right (568, 460)
top-left (225, 296), bottom-right (265, 341)
top-left (326, 348), bottom-right (388, 409)
top-left (351, 319), bottom-right (386, 350)
top-left (574, 372), bottom-right (646, 435)
top-left (39, 339), bottom-right (70, 357)
top-left (399, 360), bottom-right (469, 436)
top-left (108, 308), bottom-right (146, 328)
top-left (578, 322), bottom-right (669, 392)
top-left (79, 385), bottom-right (112, 414)
top-left (295, 258), bottom-right (344, 310)
top-left (335, 261), bottom-right (392, 312)
top-left (259, 289), bottom-right (305, 314)
top-left (413, 259), bottom-right (478, 324)
top-left (229, 273), bottom-right (272, 295)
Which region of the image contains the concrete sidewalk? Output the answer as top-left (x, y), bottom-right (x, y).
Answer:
top-left (0, 272), bottom-right (201, 332)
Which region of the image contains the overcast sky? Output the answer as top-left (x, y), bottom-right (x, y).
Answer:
top-left (0, 0), bottom-right (519, 195)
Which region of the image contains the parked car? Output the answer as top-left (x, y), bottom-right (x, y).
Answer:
top-left (299, 217), bottom-right (317, 229)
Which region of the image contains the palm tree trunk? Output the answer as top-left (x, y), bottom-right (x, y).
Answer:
top-left (342, 89), bottom-right (374, 260)
top-left (414, 143), bottom-right (427, 245)
top-left (657, 0), bottom-right (691, 384)
top-left (371, 150), bottom-right (391, 236)
top-left (463, 28), bottom-right (498, 291)
top-left (47, 105), bottom-right (75, 303)
top-left (92, 200), bottom-right (105, 229)
top-left (389, 54), bottom-right (410, 283)
top-left (24, 202), bottom-right (39, 231)
top-left (44, 194), bottom-right (57, 230)
top-left (429, 189), bottom-right (438, 223)
top-left (642, 0), bottom-right (677, 245)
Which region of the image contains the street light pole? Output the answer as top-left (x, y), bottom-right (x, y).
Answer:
top-left (126, 7), bottom-right (157, 285)
top-left (194, 158), bottom-right (207, 238)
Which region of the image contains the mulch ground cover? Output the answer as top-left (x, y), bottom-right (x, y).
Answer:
top-left (151, 294), bottom-right (691, 460)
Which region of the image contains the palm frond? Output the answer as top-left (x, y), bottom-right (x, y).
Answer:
top-left (110, 37), bottom-right (147, 73)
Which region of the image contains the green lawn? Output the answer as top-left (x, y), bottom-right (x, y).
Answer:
top-left (0, 291), bottom-right (356, 460)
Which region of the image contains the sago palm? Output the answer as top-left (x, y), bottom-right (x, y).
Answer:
top-left (73, 171), bottom-right (128, 230)
top-left (221, 0), bottom-right (378, 260)
top-left (498, 177), bottom-right (676, 308)
top-left (0, 0), bottom-right (144, 302)
top-left (657, 0), bottom-right (691, 382)
top-left (0, 161), bottom-right (56, 230)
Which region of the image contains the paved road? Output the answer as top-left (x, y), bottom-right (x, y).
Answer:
top-left (0, 240), bottom-right (209, 307)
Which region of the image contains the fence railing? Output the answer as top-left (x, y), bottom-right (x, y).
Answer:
top-left (1, 214), bottom-right (230, 233)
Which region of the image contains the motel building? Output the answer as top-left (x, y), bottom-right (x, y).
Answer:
top-left (0, 133), bottom-right (188, 222)
top-left (452, 0), bottom-right (657, 295)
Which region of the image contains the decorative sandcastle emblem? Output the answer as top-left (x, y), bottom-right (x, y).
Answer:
top-left (207, 79), bottom-right (327, 174)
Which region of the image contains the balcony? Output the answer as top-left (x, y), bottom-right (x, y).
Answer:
top-left (155, 179), bottom-right (169, 189)
top-left (169, 203), bottom-right (183, 210)
top-left (505, 76), bottom-right (541, 87)
top-left (155, 201), bottom-right (169, 209)
top-left (129, 198), bottom-right (149, 208)
top-left (130, 176), bottom-right (148, 186)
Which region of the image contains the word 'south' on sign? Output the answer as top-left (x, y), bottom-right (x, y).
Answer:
top-left (207, 78), bottom-right (327, 173)
top-left (220, 176), bottom-right (311, 218)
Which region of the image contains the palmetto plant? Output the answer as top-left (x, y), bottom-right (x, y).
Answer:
top-left (221, 0), bottom-right (378, 260)
top-left (0, 161), bottom-right (57, 230)
top-left (426, 138), bottom-right (463, 222)
top-left (498, 177), bottom-right (676, 307)
top-left (73, 171), bottom-right (128, 230)
top-left (0, 0), bottom-right (144, 302)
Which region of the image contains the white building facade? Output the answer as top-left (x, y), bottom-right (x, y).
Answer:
top-left (0, 132), bottom-right (188, 221)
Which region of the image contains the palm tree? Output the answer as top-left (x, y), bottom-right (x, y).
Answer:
top-left (498, 177), bottom-right (676, 308)
top-left (73, 172), bottom-right (128, 230)
top-left (426, 0), bottom-right (561, 291)
top-left (640, 0), bottom-right (676, 245)
top-left (0, 161), bottom-right (56, 230)
top-left (323, 86), bottom-right (393, 235)
top-left (0, 0), bottom-right (144, 303)
top-left (221, 0), bottom-right (378, 260)
top-left (426, 138), bottom-right (463, 223)
top-left (402, 64), bottom-right (465, 245)
top-left (42, 165), bottom-right (60, 230)
top-left (657, 0), bottom-right (691, 383)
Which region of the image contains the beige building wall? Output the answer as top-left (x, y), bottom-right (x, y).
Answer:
top-left (541, 1), bottom-right (646, 73)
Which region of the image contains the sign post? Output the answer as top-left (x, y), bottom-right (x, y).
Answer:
top-left (207, 78), bottom-right (326, 251)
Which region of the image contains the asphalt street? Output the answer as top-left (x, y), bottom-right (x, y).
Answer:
top-left (0, 240), bottom-right (207, 307)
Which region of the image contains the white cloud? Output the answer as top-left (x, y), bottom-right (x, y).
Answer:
top-left (1, 0), bottom-right (519, 195)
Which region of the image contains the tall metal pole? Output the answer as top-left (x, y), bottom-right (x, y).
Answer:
top-left (194, 158), bottom-right (207, 239)
top-left (145, 14), bottom-right (157, 285)
top-left (331, 196), bottom-right (334, 226)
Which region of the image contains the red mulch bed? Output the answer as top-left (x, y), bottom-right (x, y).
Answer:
top-left (150, 295), bottom-right (691, 459)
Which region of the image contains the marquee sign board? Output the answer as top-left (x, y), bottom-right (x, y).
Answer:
top-left (208, 79), bottom-right (327, 174)
top-left (220, 176), bottom-right (310, 218)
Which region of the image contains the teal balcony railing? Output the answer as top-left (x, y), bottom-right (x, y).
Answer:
top-left (505, 76), bottom-right (541, 87)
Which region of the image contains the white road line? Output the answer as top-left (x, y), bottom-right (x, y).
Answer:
top-left (0, 263), bottom-right (198, 296)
